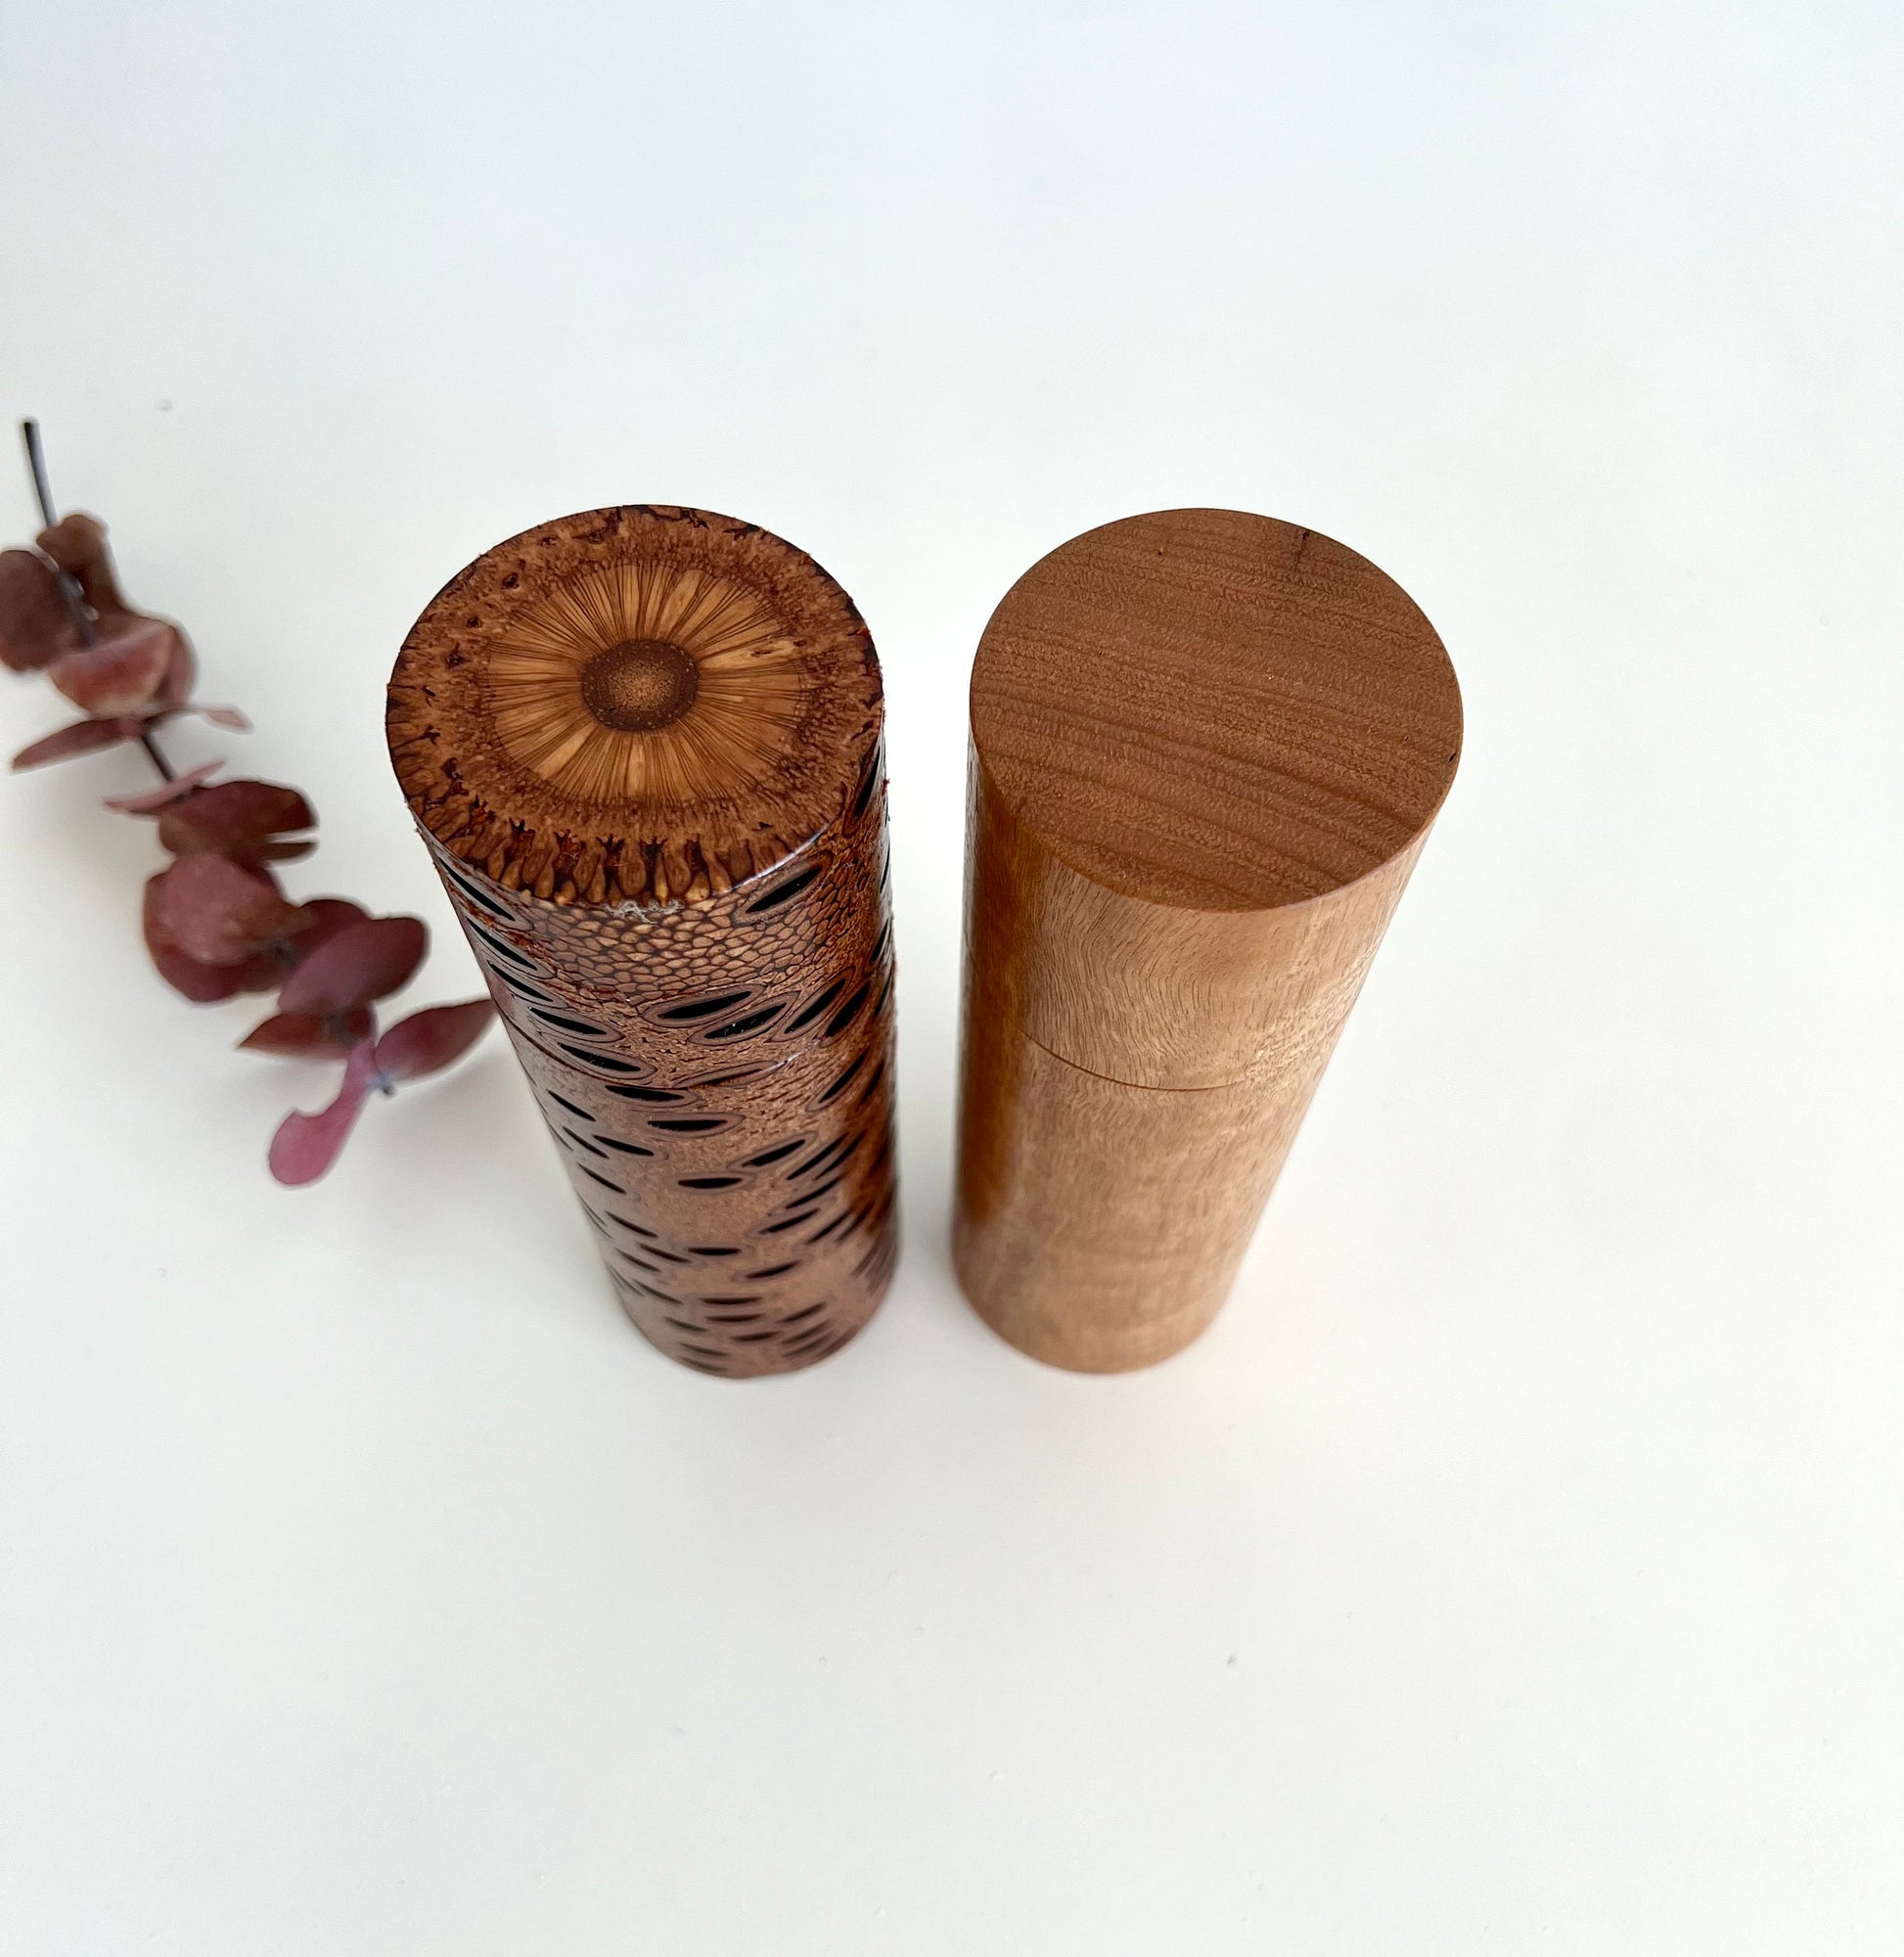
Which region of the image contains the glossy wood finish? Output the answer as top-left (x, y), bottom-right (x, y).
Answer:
top-left (956, 509), bottom-right (1461, 1373)
top-left (388, 507), bottom-right (897, 1377)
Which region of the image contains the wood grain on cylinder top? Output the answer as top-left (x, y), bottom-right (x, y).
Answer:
top-left (957, 509), bottom-right (1461, 1372)
top-left (387, 506), bottom-right (897, 1378)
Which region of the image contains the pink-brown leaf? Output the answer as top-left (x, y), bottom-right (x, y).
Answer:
top-left (278, 915), bottom-right (427, 1016)
top-left (228, 948), bottom-right (288, 993)
top-left (105, 761), bottom-right (223, 812)
top-left (283, 897), bottom-right (371, 967)
top-left (142, 872), bottom-right (247, 1002)
top-left (47, 617), bottom-right (181, 716)
top-left (34, 514), bottom-right (130, 622)
top-left (156, 779), bottom-right (314, 865)
top-left (154, 626), bottom-right (198, 708)
top-left (189, 704), bottom-right (249, 731)
top-left (239, 1007), bottom-right (376, 1058)
top-left (268, 1042), bottom-right (379, 1186)
top-left (0, 549), bottom-right (76, 671)
top-left (374, 999), bottom-right (496, 1082)
top-left (150, 854), bottom-right (312, 967)
top-left (12, 715), bottom-right (141, 770)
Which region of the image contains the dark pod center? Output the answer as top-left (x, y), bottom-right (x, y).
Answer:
top-left (579, 639), bottom-right (700, 732)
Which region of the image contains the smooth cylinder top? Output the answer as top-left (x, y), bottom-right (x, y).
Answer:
top-left (968, 508), bottom-right (1463, 1088)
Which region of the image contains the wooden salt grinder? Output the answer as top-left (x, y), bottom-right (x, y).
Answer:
top-left (955, 509), bottom-right (1462, 1373)
top-left (387, 507), bottom-right (897, 1378)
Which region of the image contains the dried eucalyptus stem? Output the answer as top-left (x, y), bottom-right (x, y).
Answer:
top-left (0, 421), bottom-right (493, 1182)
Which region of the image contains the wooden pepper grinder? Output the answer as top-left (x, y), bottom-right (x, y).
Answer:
top-left (387, 507), bottom-right (897, 1377)
top-left (955, 509), bottom-right (1462, 1372)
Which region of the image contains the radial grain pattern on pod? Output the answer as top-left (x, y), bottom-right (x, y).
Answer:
top-left (956, 508), bottom-right (1462, 1374)
top-left (388, 506), bottom-right (897, 1378)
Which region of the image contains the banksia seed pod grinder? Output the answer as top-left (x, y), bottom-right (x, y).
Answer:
top-left (388, 507), bottom-right (897, 1377)
top-left (955, 509), bottom-right (1462, 1373)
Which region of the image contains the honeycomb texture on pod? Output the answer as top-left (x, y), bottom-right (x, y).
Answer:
top-left (388, 507), bottom-right (897, 1376)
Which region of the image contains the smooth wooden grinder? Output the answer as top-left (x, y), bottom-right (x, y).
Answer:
top-left (955, 509), bottom-right (1462, 1372)
top-left (387, 507), bottom-right (897, 1377)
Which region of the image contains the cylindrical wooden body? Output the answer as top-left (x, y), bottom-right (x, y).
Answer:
top-left (955, 509), bottom-right (1462, 1373)
top-left (388, 507), bottom-right (897, 1377)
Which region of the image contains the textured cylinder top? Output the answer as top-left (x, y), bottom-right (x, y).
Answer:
top-left (388, 506), bottom-right (882, 909)
top-left (970, 508), bottom-right (1463, 915)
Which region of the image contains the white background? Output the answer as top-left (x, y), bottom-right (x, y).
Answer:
top-left (2, 2), bottom-right (1900, 1950)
